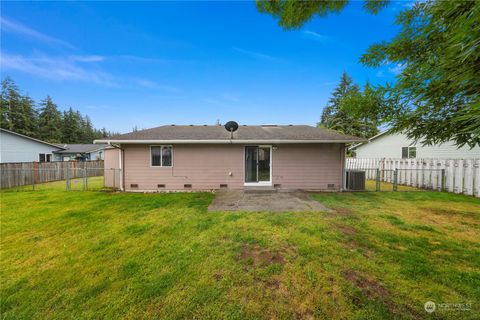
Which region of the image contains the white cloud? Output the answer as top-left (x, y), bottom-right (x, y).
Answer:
top-left (388, 63), bottom-right (405, 75)
top-left (0, 17), bottom-right (75, 49)
top-left (232, 47), bottom-right (285, 63)
top-left (302, 30), bottom-right (328, 42)
top-left (1, 52), bottom-right (115, 85)
top-left (70, 55), bottom-right (105, 62)
top-left (132, 78), bottom-right (180, 93)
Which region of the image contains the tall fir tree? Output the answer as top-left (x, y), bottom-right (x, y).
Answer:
top-left (319, 72), bottom-right (379, 139)
top-left (2, 76), bottom-right (118, 143)
top-left (1, 77), bottom-right (38, 136)
top-left (1, 77), bottom-right (22, 131)
top-left (38, 96), bottom-right (63, 142)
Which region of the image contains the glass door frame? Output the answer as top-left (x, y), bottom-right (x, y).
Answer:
top-left (243, 145), bottom-right (272, 186)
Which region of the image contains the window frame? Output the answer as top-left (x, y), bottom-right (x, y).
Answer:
top-left (150, 145), bottom-right (173, 167)
top-left (402, 146), bottom-right (416, 159)
top-left (408, 146), bottom-right (416, 159)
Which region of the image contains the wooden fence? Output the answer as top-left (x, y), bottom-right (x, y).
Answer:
top-left (346, 158), bottom-right (480, 197)
top-left (0, 160), bottom-right (104, 189)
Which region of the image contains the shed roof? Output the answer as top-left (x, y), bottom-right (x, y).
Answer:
top-left (54, 144), bottom-right (108, 154)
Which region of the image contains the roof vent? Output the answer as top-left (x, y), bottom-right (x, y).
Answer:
top-left (261, 124), bottom-right (278, 127)
top-left (171, 124), bottom-right (176, 126)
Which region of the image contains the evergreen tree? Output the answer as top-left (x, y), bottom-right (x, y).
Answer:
top-left (1, 76), bottom-right (117, 143)
top-left (319, 73), bottom-right (379, 139)
top-left (0, 77), bottom-right (38, 136)
top-left (320, 72), bottom-right (359, 129)
top-left (38, 96), bottom-right (63, 142)
top-left (0, 77), bottom-right (22, 131)
top-left (19, 95), bottom-right (38, 137)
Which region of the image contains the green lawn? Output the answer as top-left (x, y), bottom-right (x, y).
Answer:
top-left (1, 187), bottom-right (479, 319)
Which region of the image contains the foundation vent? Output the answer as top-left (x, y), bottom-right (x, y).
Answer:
top-left (184, 184), bottom-right (192, 189)
top-left (157, 184), bottom-right (165, 188)
top-left (274, 184), bottom-right (282, 189)
top-left (219, 184), bottom-right (228, 189)
top-left (327, 183), bottom-right (335, 189)
top-left (130, 184), bottom-right (139, 188)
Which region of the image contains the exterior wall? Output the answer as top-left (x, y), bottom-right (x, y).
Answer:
top-left (272, 143), bottom-right (344, 190)
top-left (104, 148), bottom-right (121, 188)
top-left (0, 131), bottom-right (61, 163)
top-left (355, 133), bottom-right (412, 158)
top-left (117, 143), bottom-right (345, 191)
top-left (355, 133), bottom-right (480, 159)
top-left (90, 149), bottom-right (105, 160)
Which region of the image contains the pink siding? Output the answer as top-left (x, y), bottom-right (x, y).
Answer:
top-left (104, 148), bottom-right (121, 188)
top-left (124, 144), bottom-right (244, 191)
top-left (272, 144), bottom-right (344, 190)
top-left (116, 143), bottom-right (345, 191)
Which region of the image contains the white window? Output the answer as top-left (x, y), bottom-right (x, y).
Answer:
top-left (151, 146), bottom-right (173, 167)
top-left (39, 153), bottom-right (52, 162)
top-left (401, 146), bottom-right (416, 159)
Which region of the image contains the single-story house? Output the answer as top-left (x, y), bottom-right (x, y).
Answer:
top-left (94, 124), bottom-right (364, 191)
top-left (53, 144), bottom-right (108, 161)
top-left (0, 128), bottom-right (65, 163)
top-left (350, 131), bottom-right (480, 159)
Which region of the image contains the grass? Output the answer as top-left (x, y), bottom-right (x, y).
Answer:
top-left (1, 185), bottom-right (479, 319)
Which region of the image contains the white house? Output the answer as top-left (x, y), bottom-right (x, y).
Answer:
top-left (350, 132), bottom-right (480, 159)
top-left (0, 128), bottom-right (64, 163)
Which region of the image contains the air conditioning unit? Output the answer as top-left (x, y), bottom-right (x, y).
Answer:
top-left (345, 170), bottom-right (366, 191)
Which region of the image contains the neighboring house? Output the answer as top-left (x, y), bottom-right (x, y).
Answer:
top-left (53, 144), bottom-right (108, 161)
top-left (0, 128), bottom-right (64, 163)
top-left (350, 132), bottom-right (480, 159)
top-left (95, 124), bottom-right (363, 191)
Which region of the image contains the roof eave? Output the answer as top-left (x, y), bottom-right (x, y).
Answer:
top-left (94, 139), bottom-right (364, 144)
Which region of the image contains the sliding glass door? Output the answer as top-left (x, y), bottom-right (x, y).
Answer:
top-left (245, 146), bottom-right (271, 184)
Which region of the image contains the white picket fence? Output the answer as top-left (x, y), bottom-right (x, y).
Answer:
top-left (346, 158), bottom-right (480, 198)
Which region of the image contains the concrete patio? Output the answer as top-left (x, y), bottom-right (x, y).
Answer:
top-left (208, 190), bottom-right (330, 212)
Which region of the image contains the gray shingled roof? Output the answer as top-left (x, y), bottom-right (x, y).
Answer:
top-left (54, 144), bottom-right (108, 154)
top-left (99, 125), bottom-right (364, 142)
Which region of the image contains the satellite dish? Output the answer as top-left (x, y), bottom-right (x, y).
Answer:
top-left (224, 121), bottom-right (239, 133)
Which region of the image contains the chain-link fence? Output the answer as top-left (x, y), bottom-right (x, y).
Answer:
top-left (345, 168), bottom-right (445, 192)
top-left (0, 167), bottom-right (122, 192)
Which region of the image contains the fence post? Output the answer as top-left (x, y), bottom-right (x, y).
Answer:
top-left (65, 166), bottom-right (70, 191)
top-left (84, 168), bottom-right (88, 191)
top-left (32, 167), bottom-right (35, 191)
top-left (376, 169), bottom-right (380, 192)
top-left (393, 169), bottom-right (398, 192)
top-left (441, 169), bottom-right (446, 192)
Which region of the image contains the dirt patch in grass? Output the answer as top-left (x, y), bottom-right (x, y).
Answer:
top-left (425, 207), bottom-right (479, 219)
top-left (344, 240), bottom-right (374, 258)
top-left (328, 207), bottom-right (354, 217)
top-left (237, 244), bottom-right (286, 267)
top-left (342, 270), bottom-right (397, 313)
top-left (335, 224), bottom-right (357, 236)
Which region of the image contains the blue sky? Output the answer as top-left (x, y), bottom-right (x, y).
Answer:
top-left (1, 1), bottom-right (407, 133)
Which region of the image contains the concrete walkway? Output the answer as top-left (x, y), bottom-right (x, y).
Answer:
top-left (208, 190), bottom-right (330, 212)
